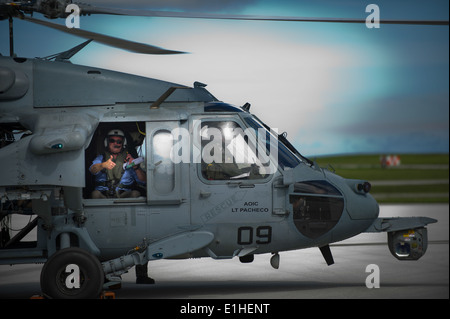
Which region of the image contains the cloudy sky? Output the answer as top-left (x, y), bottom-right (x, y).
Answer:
top-left (1, 0), bottom-right (448, 156)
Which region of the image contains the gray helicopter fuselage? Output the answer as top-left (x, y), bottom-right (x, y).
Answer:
top-left (0, 56), bottom-right (434, 269)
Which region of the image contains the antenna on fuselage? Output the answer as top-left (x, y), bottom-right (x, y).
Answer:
top-left (41, 39), bottom-right (93, 62)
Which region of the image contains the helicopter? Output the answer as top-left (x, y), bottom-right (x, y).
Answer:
top-left (0, 2), bottom-right (446, 299)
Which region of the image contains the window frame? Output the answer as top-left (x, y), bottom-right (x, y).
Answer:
top-left (195, 116), bottom-right (276, 184)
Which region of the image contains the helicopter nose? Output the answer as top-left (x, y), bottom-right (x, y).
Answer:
top-left (344, 179), bottom-right (379, 221)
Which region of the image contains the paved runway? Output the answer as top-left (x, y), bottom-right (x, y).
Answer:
top-left (0, 204), bottom-right (448, 300)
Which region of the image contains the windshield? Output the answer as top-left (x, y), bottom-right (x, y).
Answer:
top-left (199, 119), bottom-right (274, 180)
top-left (242, 115), bottom-right (305, 170)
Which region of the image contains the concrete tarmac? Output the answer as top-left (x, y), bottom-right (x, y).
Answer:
top-left (0, 204), bottom-right (448, 300)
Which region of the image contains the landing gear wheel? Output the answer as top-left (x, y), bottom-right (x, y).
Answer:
top-left (40, 247), bottom-right (104, 299)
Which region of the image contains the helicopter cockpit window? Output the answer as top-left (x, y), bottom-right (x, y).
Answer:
top-left (151, 130), bottom-right (175, 194)
top-left (200, 121), bottom-right (273, 181)
top-left (243, 116), bottom-right (301, 170)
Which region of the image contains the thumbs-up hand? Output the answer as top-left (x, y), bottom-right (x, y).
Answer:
top-left (103, 155), bottom-right (116, 170)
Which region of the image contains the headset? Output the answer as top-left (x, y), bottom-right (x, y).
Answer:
top-left (104, 129), bottom-right (128, 148)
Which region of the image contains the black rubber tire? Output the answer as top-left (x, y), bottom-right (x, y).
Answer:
top-left (40, 247), bottom-right (104, 299)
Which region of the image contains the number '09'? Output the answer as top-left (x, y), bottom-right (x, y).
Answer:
top-left (237, 226), bottom-right (272, 245)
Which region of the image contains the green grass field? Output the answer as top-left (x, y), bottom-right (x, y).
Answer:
top-left (315, 154), bottom-right (449, 204)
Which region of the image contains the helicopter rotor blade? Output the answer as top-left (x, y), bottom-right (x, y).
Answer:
top-left (78, 5), bottom-right (449, 26)
top-left (21, 16), bottom-right (186, 55)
